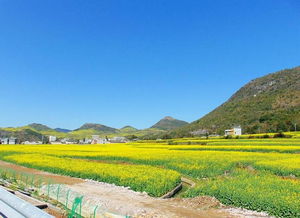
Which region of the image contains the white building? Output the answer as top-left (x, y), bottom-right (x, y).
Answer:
top-left (23, 141), bottom-right (42, 145)
top-left (0, 137), bottom-right (17, 144)
top-left (190, 129), bottom-right (209, 136)
top-left (84, 138), bottom-right (92, 144)
top-left (225, 126), bottom-right (242, 136)
top-left (91, 135), bottom-right (108, 144)
top-left (110, 136), bottom-right (128, 143)
top-left (78, 138), bottom-right (92, 144)
top-left (60, 138), bottom-right (76, 144)
top-left (49, 135), bottom-right (57, 142)
top-left (50, 141), bottom-right (62, 144)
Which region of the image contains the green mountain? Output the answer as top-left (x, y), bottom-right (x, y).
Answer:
top-left (0, 123), bottom-right (142, 141)
top-left (67, 123), bottom-right (118, 139)
top-left (0, 128), bottom-right (43, 142)
top-left (25, 123), bottom-right (67, 138)
top-left (74, 123), bottom-right (118, 133)
top-left (27, 123), bottom-right (53, 131)
top-left (2, 64), bottom-right (299, 142)
top-left (170, 66), bottom-right (300, 137)
top-left (0, 123), bottom-right (69, 142)
top-left (119, 126), bottom-right (138, 133)
top-left (151, 116), bottom-right (188, 130)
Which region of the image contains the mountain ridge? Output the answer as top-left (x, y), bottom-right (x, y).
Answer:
top-left (75, 123), bottom-right (118, 133)
top-left (168, 66), bottom-right (300, 137)
top-left (151, 116), bottom-right (189, 130)
top-left (0, 116), bottom-right (188, 141)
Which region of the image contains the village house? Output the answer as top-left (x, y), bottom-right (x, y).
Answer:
top-left (190, 129), bottom-right (209, 136)
top-left (60, 138), bottom-right (76, 144)
top-left (110, 136), bottom-right (128, 143)
top-left (91, 135), bottom-right (109, 144)
top-left (22, 141), bottom-right (42, 145)
top-left (78, 138), bottom-right (92, 144)
top-left (49, 135), bottom-right (57, 143)
top-left (0, 137), bottom-right (17, 144)
top-left (225, 126), bottom-right (242, 136)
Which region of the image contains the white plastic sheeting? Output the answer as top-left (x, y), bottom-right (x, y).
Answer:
top-left (0, 187), bottom-right (53, 218)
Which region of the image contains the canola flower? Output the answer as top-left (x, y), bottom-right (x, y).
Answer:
top-left (3, 153), bottom-right (181, 197)
top-left (184, 169), bottom-right (300, 217)
top-left (0, 137), bottom-right (299, 216)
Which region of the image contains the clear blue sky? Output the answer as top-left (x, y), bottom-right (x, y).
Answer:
top-left (0, 0), bottom-right (299, 129)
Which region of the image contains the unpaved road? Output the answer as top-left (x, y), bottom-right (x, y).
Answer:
top-left (0, 160), bottom-right (272, 218)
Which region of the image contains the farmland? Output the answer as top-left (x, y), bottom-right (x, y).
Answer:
top-left (0, 137), bottom-right (299, 217)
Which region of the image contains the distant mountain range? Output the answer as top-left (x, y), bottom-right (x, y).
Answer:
top-left (0, 116), bottom-right (189, 141)
top-left (168, 66), bottom-right (300, 137)
top-left (1, 66), bottom-right (299, 141)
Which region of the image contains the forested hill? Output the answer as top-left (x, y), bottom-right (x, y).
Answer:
top-left (151, 116), bottom-right (188, 130)
top-left (169, 66), bottom-right (300, 137)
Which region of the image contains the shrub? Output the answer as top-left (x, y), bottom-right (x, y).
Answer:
top-left (274, 132), bottom-right (286, 138)
top-left (224, 135), bottom-right (233, 139)
top-left (168, 141), bottom-right (178, 145)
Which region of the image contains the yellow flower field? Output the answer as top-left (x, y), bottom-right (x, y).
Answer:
top-left (0, 137), bottom-right (299, 216)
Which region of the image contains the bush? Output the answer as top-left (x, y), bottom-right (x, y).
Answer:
top-left (168, 141), bottom-right (178, 145)
top-left (224, 135), bottom-right (233, 139)
top-left (274, 132), bottom-right (286, 138)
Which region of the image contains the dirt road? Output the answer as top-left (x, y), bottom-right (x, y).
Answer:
top-left (0, 160), bottom-right (272, 218)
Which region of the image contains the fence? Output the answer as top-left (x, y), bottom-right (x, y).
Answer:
top-left (0, 167), bottom-right (128, 218)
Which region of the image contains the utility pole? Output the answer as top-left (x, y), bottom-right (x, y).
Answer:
top-left (295, 123), bottom-right (297, 132)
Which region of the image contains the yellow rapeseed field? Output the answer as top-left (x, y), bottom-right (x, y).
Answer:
top-left (0, 137), bottom-right (299, 216)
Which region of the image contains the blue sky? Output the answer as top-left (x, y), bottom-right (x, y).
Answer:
top-left (0, 0), bottom-right (299, 129)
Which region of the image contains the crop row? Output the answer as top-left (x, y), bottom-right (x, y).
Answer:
top-left (2, 153), bottom-right (181, 197)
top-left (0, 144), bottom-right (298, 178)
top-left (184, 169), bottom-right (300, 217)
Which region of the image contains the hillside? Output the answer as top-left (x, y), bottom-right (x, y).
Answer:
top-left (0, 123), bottom-right (67, 141)
top-left (68, 123), bottom-right (118, 139)
top-left (170, 66), bottom-right (300, 136)
top-left (27, 123), bottom-right (53, 131)
top-left (74, 123), bottom-right (118, 133)
top-left (151, 116), bottom-right (188, 130)
top-left (119, 126), bottom-right (138, 133)
top-left (0, 128), bottom-right (44, 142)
top-left (0, 116), bottom-right (189, 141)
top-left (55, 128), bottom-right (71, 133)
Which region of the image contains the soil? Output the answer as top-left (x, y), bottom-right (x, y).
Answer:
top-left (0, 160), bottom-right (272, 218)
top-left (0, 160), bottom-right (81, 185)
